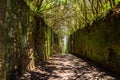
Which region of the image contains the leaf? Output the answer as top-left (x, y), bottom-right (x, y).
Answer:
top-left (62, 0), bottom-right (66, 3)
top-left (115, 0), bottom-right (120, 4)
top-left (45, 4), bottom-right (50, 10)
top-left (58, 0), bottom-right (67, 4)
top-left (39, 4), bottom-right (51, 12)
top-left (103, 2), bottom-right (110, 11)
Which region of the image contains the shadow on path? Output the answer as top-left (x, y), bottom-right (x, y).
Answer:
top-left (20, 54), bottom-right (120, 80)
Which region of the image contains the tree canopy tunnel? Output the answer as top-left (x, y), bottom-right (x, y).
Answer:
top-left (35, 0), bottom-right (120, 54)
top-left (1, 0), bottom-right (120, 80)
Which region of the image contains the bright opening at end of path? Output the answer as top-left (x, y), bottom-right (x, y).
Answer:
top-left (62, 35), bottom-right (68, 54)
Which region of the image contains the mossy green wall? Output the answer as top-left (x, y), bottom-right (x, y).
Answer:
top-left (5, 0), bottom-right (36, 79)
top-left (0, 0), bottom-right (58, 79)
top-left (34, 17), bottom-right (58, 62)
top-left (69, 7), bottom-right (120, 75)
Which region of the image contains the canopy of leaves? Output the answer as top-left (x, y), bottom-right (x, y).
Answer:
top-left (24, 0), bottom-right (120, 36)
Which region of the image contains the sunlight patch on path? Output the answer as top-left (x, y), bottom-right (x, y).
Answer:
top-left (20, 54), bottom-right (119, 80)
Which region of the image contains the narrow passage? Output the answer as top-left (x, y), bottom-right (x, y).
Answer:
top-left (21, 54), bottom-right (119, 80)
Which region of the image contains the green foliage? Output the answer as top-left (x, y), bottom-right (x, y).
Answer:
top-left (39, 4), bottom-right (51, 12)
top-left (61, 0), bottom-right (67, 4)
top-left (25, 0), bottom-right (119, 35)
top-left (115, 0), bottom-right (120, 4)
top-left (103, 2), bottom-right (111, 11)
top-left (58, 0), bottom-right (67, 3)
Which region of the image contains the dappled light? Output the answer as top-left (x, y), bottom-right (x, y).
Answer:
top-left (1, 0), bottom-right (120, 80)
top-left (20, 54), bottom-right (118, 80)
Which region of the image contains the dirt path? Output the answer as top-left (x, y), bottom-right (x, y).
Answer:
top-left (20, 54), bottom-right (119, 80)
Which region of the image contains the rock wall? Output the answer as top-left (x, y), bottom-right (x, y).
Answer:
top-left (34, 16), bottom-right (58, 62)
top-left (0, 0), bottom-right (7, 79)
top-left (69, 6), bottom-right (120, 75)
top-left (0, 0), bottom-right (58, 79)
top-left (5, 0), bottom-right (35, 79)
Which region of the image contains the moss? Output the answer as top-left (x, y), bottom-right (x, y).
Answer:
top-left (69, 6), bottom-right (120, 75)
